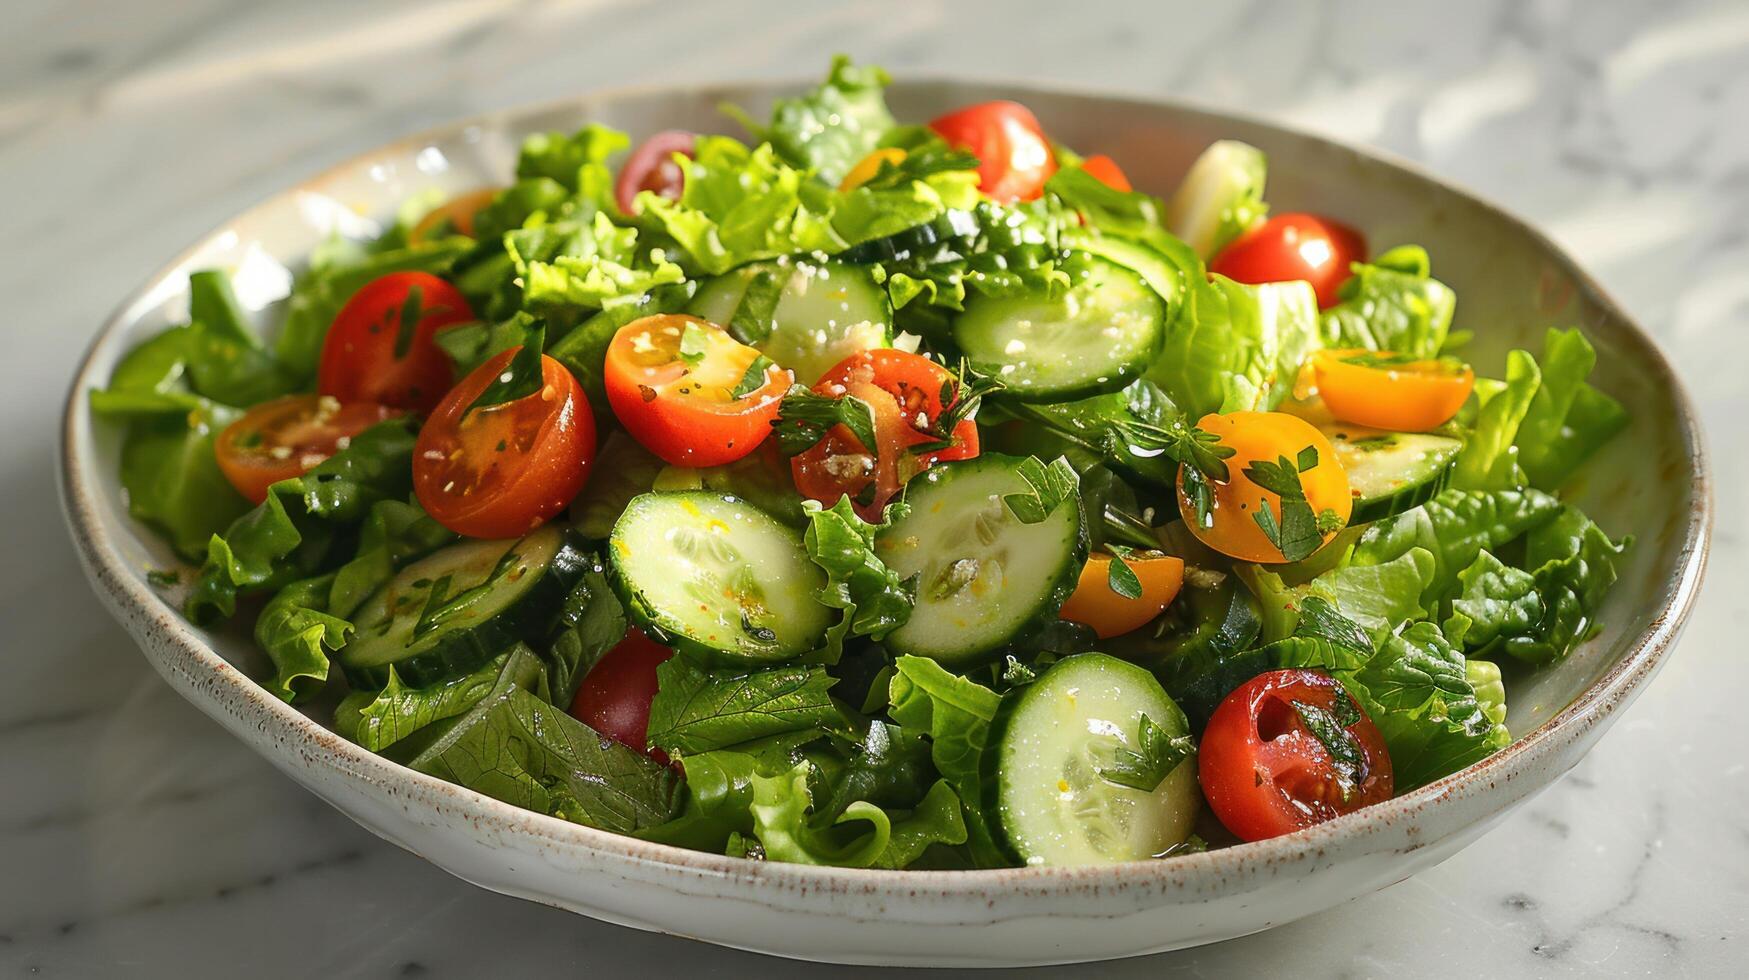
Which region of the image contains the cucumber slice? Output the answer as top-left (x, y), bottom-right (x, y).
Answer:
top-left (1063, 230), bottom-right (1189, 309)
top-left (987, 653), bottom-right (1201, 865)
top-left (1324, 424), bottom-right (1461, 522)
top-left (608, 491), bottom-right (830, 664)
top-left (688, 258), bottom-right (892, 384)
top-left (952, 253), bottom-right (1165, 401)
top-left (340, 524), bottom-right (591, 688)
top-left (838, 209), bottom-right (981, 264)
top-left (875, 455), bottom-right (1086, 665)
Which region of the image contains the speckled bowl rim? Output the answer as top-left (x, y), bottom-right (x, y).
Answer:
top-left (59, 74), bottom-right (1712, 897)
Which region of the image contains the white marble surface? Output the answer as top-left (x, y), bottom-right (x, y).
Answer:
top-left (7, 0), bottom-right (1747, 974)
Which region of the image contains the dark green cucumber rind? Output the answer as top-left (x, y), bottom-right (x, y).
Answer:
top-left (878, 454), bottom-right (1089, 667)
top-left (980, 653), bottom-right (1188, 865)
top-left (952, 254), bottom-right (1166, 402)
top-left (1061, 230), bottom-right (1187, 311)
top-left (839, 209), bottom-right (981, 264)
top-left (1123, 578), bottom-right (1265, 729)
top-left (605, 491), bottom-right (829, 666)
top-left (1325, 426), bottom-right (1463, 523)
top-left (338, 528), bottom-right (594, 689)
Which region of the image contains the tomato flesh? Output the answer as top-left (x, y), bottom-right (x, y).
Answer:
top-left (568, 628), bottom-right (674, 759)
top-left (1059, 551), bottom-right (1184, 638)
top-left (1198, 669), bottom-right (1394, 842)
top-left (603, 314), bottom-right (790, 467)
top-left (928, 101), bottom-right (1057, 203)
top-left (791, 349), bottom-right (980, 520)
top-left (1177, 411), bottom-right (1351, 564)
top-left (1210, 213), bottom-right (1367, 310)
top-left (615, 130), bottom-right (694, 214)
top-left (317, 271), bottom-right (475, 415)
top-left (1079, 154), bottom-right (1132, 192)
top-left (214, 394), bottom-right (401, 504)
top-left (1313, 349), bottom-right (1475, 432)
top-left (413, 348), bottom-right (596, 538)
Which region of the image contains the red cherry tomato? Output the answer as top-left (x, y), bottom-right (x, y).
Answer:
top-left (615, 130), bottom-right (694, 214)
top-left (1198, 669), bottom-right (1394, 842)
top-left (1079, 154), bottom-right (1132, 192)
top-left (603, 314), bottom-right (791, 467)
top-left (413, 347), bottom-right (596, 538)
top-left (568, 628), bottom-right (674, 759)
top-left (791, 349), bottom-right (980, 521)
top-left (317, 271), bottom-right (475, 414)
top-left (928, 101), bottom-right (1057, 203)
top-left (214, 394), bottom-right (401, 504)
top-left (1209, 213), bottom-right (1367, 310)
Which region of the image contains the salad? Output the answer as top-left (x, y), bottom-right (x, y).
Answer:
top-left (93, 59), bottom-right (1631, 868)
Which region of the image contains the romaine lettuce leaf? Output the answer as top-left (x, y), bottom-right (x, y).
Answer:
top-left (747, 762), bottom-right (966, 868)
top-left (1165, 140), bottom-right (1268, 258)
top-left (1515, 328), bottom-right (1630, 490)
top-left (1147, 274), bottom-right (1321, 419)
top-left (510, 211), bottom-right (685, 311)
top-left (746, 56), bottom-right (897, 187)
top-left (1451, 349), bottom-right (1540, 490)
top-left (115, 403), bottom-right (250, 560)
top-left (1318, 245), bottom-right (1455, 359)
top-left (1348, 487), bottom-right (1563, 605)
top-left (802, 497), bottom-right (915, 663)
top-left (646, 657), bottom-right (840, 756)
top-left (252, 572), bottom-right (349, 703)
top-left (885, 656), bottom-right (1006, 867)
top-left (543, 560), bottom-right (627, 705)
top-left (335, 653), bottom-right (512, 753)
top-left (1351, 621), bottom-right (1511, 789)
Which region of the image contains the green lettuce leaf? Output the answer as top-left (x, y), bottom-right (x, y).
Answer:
top-left (646, 657), bottom-right (840, 756)
top-left (1515, 328), bottom-right (1629, 490)
top-left (748, 762), bottom-right (966, 868)
top-left (252, 572), bottom-right (349, 703)
top-left (543, 558), bottom-right (627, 705)
top-left (1348, 487), bottom-right (1563, 605)
top-left (744, 56), bottom-right (896, 186)
top-left (1451, 350), bottom-right (1540, 491)
top-left (336, 652), bottom-right (513, 753)
top-left (1165, 140), bottom-right (1268, 258)
top-left (115, 403), bottom-right (250, 559)
top-left (409, 653), bottom-right (680, 833)
top-left (802, 497), bottom-right (915, 663)
top-left (1147, 274), bottom-right (1321, 419)
top-left (1319, 245), bottom-right (1456, 358)
top-left (634, 732), bottom-right (820, 852)
top-left (510, 212), bottom-right (684, 312)
top-left (1351, 621), bottom-right (1511, 789)
top-left (885, 655), bottom-right (1006, 867)
top-left (186, 418), bottom-right (418, 623)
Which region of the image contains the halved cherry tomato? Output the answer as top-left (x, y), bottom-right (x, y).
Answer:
top-left (928, 101), bottom-right (1057, 203)
top-left (840, 147), bottom-right (907, 191)
top-left (214, 394), bottom-right (401, 504)
top-left (1198, 669), bottom-right (1393, 842)
top-left (603, 314), bottom-right (791, 467)
top-left (1312, 349), bottom-right (1475, 432)
top-left (1059, 551), bottom-right (1184, 638)
top-left (413, 347), bottom-right (595, 538)
top-left (1079, 154), bottom-right (1132, 192)
top-left (615, 130), bottom-right (694, 214)
top-left (1177, 411), bottom-right (1352, 563)
top-left (791, 349), bottom-right (981, 520)
top-left (317, 271), bottom-right (475, 415)
top-left (1210, 213), bottom-right (1367, 309)
top-left (408, 187), bottom-right (498, 246)
top-left (568, 628), bottom-right (674, 760)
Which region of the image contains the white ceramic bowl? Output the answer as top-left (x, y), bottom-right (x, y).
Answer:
top-left (60, 78), bottom-right (1710, 967)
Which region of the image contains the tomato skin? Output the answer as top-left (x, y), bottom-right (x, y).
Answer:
top-left (1059, 552), bottom-right (1184, 638)
top-left (414, 348), bottom-right (595, 538)
top-left (615, 130), bottom-right (694, 214)
top-left (1313, 349), bottom-right (1475, 432)
top-left (214, 395), bottom-right (401, 504)
top-left (1177, 411), bottom-right (1352, 564)
top-left (1199, 669), bottom-right (1394, 842)
top-left (791, 349), bottom-right (981, 520)
top-left (1210, 213), bottom-right (1367, 310)
top-left (928, 101), bottom-right (1057, 203)
top-left (603, 314), bottom-right (790, 467)
top-left (1079, 154), bottom-right (1132, 192)
top-left (568, 629), bottom-right (674, 759)
top-left (408, 187), bottom-right (498, 246)
top-left (317, 271), bottom-right (475, 415)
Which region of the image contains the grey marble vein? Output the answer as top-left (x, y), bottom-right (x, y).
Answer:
top-left (3, 0), bottom-right (1746, 975)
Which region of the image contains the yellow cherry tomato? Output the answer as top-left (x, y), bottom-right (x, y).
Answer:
top-left (408, 187), bottom-right (499, 246)
top-left (839, 148), bottom-right (908, 191)
top-left (1060, 551), bottom-right (1185, 639)
top-left (1177, 411), bottom-right (1352, 564)
top-left (1312, 348), bottom-right (1474, 432)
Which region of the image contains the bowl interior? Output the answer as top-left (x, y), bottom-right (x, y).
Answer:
top-left (72, 79), bottom-right (1704, 764)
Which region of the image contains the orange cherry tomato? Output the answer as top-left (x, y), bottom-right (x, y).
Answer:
top-left (603, 314), bottom-right (791, 468)
top-left (317, 271), bottom-right (475, 415)
top-left (1177, 411), bottom-right (1352, 563)
top-left (214, 394), bottom-right (401, 504)
top-left (791, 349), bottom-right (981, 521)
top-left (414, 348), bottom-right (596, 538)
top-left (1312, 349), bottom-right (1475, 432)
top-left (1079, 154), bottom-right (1132, 192)
top-left (1059, 551), bottom-right (1185, 638)
top-left (408, 187), bottom-right (498, 245)
top-left (840, 148), bottom-right (907, 191)
top-left (1210, 213), bottom-right (1367, 310)
top-left (928, 101), bottom-right (1057, 203)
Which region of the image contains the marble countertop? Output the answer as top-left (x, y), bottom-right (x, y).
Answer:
top-left (7, 0), bottom-right (1746, 974)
